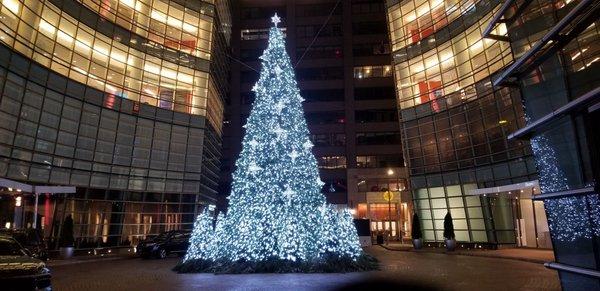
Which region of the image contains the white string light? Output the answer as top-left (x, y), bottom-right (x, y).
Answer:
top-left (184, 18), bottom-right (362, 264)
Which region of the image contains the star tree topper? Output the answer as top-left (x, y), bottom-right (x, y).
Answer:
top-left (271, 13), bottom-right (281, 27)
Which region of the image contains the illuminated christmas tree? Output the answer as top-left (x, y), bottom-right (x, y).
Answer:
top-left (175, 14), bottom-right (373, 273)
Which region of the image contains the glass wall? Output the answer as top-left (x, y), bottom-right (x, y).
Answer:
top-left (0, 45), bottom-right (211, 195)
top-left (401, 85), bottom-right (529, 175)
top-left (503, 0), bottom-right (600, 288)
top-left (388, 0), bottom-right (478, 51)
top-left (413, 183), bottom-right (485, 242)
top-left (79, 0), bottom-right (214, 59)
top-left (0, 0), bottom-right (213, 115)
top-left (392, 5), bottom-right (511, 109)
top-left (386, 0), bottom-right (538, 244)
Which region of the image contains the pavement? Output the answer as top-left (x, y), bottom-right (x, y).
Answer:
top-left (49, 246), bottom-right (560, 291)
top-left (380, 242), bottom-right (555, 264)
top-left (46, 253), bottom-right (136, 267)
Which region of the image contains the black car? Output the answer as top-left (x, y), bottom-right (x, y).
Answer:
top-left (0, 235), bottom-right (52, 291)
top-left (0, 229), bottom-right (49, 261)
top-left (136, 230), bottom-right (191, 259)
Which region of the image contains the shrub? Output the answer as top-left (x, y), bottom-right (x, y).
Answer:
top-left (60, 215), bottom-right (75, 247)
top-left (411, 213), bottom-right (422, 240)
top-left (443, 212), bottom-right (455, 240)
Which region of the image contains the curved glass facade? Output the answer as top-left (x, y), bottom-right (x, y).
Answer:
top-left (78, 0), bottom-right (214, 59)
top-left (0, 0), bottom-right (230, 248)
top-left (387, 0), bottom-right (537, 243)
top-left (393, 4), bottom-right (510, 109)
top-left (388, 0), bottom-right (477, 51)
top-left (0, 0), bottom-right (216, 115)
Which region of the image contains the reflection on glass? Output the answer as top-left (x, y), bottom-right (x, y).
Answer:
top-left (0, 0), bottom-right (215, 116)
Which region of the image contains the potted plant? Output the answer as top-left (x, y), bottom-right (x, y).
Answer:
top-left (443, 212), bottom-right (456, 251)
top-left (411, 213), bottom-right (423, 249)
top-left (59, 215), bottom-right (75, 259)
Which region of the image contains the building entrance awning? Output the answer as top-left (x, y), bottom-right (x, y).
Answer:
top-left (0, 178), bottom-right (76, 194)
top-left (1, 178), bottom-right (76, 229)
top-left (467, 180), bottom-right (540, 197)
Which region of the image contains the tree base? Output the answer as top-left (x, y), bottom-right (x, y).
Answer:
top-left (173, 253), bottom-right (378, 274)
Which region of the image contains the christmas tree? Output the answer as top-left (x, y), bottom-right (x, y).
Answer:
top-left (175, 14), bottom-right (375, 273)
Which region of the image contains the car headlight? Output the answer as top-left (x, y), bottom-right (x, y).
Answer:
top-left (38, 266), bottom-right (50, 275)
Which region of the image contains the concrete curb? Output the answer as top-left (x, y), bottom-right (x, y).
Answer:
top-left (46, 255), bottom-right (135, 267)
top-left (378, 244), bottom-right (550, 264)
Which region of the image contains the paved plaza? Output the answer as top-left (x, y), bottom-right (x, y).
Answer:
top-left (50, 247), bottom-right (560, 291)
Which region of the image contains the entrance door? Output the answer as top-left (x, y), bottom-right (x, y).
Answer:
top-left (370, 220), bottom-right (397, 238)
top-left (483, 196), bottom-right (517, 244)
top-left (516, 198), bottom-right (552, 248)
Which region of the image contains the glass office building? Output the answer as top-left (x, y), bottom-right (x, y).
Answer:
top-left (490, 0), bottom-right (600, 288)
top-left (386, 0), bottom-right (539, 244)
top-left (0, 0), bottom-right (231, 248)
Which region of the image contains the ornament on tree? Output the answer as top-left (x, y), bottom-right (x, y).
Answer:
top-left (248, 139), bottom-right (259, 148)
top-left (176, 14), bottom-right (373, 274)
top-left (274, 101), bottom-right (286, 114)
top-left (248, 161), bottom-right (261, 173)
top-left (274, 66), bottom-right (283, 75)
top-left (303, 140), bottom-right (313, 149)
top-left (288, 149), bottom-right (299, 162)
top-left (273, 126), bottom-right (287, 139)
top-left (283, 186), bottom-right (295, 201)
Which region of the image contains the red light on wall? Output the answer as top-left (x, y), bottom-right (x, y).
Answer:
top-left (104, 94), bottom-right (116, 109)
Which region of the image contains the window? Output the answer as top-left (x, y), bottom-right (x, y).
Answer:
top-left (354, 87), bottom-right (395, 100)
top-left (297, 67), bottom-right (343, 81)
top-left (297, 3), bottom-right (342, 17)
top-left (352, 2), bottom-right (384, 14)
top-left (242, 7), bottom-right (285, 19)
top-left (356, 155), bottom-right (403, 168)
top-left (241, 28), bottom-right (287, 40)
top-left (392, 6), bottom-right (513, 110)
top-left (318, 156), bottom-right (346, 169)
top-left (297, 24), bottom-right (342, 38)
top-left (301, 89), bottom-right (344, 102)
top-left (356, 132), bottom-right (401, 145)
top-left (355, 110), bottom-right (398, 123)
top-left (296, 45), bottom-right (342, 60)
top-left (306, 111), bottom-right (345, 125)
top-left (0, 0), bottom-right (213, 116)
top-left (388, 0), bottom-right (479, 50)
top-left (357, 178), bottom-right (406, 192)
top-left (310, 133), bottom-right (346, 146)
top-left (240, 48), bottom-right (263, 61)
top-left (352, 21), bottom-right (388, 35)
top-left (353, 42), bottom-right (390, 57)
top-left (354, 65), bottom-right (392, 79)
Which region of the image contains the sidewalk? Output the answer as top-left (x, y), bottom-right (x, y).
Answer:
top-left (46, 253), bottom-right (136, 267)
top-left (380, 242), bottom-right (555, 264)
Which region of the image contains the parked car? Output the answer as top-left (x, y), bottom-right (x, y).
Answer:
top-left (136, 230), bottom-right (191, 259)
top-left (0, 229), bottom-right (49, 261)
top-left (0, 234), bottom-right (52, 290)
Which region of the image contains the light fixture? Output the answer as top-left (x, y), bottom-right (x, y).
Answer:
top-left (387, 169), bottom-right (394, 176)
top-left (2, 0), bottom-right (20, 14)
